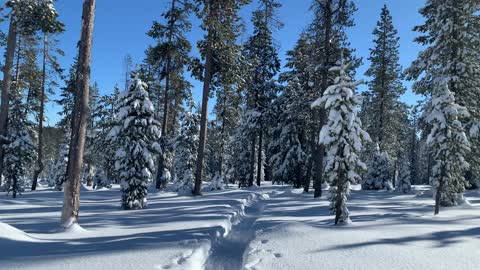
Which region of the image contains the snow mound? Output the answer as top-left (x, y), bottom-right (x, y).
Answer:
top-left (0, 222), bottom-right (35, 242)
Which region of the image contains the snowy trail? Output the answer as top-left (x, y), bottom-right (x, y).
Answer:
top-left (204, 194), bottom-right (268, 270)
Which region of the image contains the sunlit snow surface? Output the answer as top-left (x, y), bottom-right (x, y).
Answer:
top-left (1, 184), bottom-right (480, 270)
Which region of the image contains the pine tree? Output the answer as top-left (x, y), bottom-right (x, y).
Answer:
top-left (32, 7), bottom-right (65, 191)
top-left (279, 34), bottom-right (316, 192)
top-left (93, 168), bottom-right (110, 189)
top-left (311, 57), bottom-right (370, 224)
top-left (406, 0), bottom-right (480, 188)
top-left (397, 159), bottom-right (412, 193)
top-left (48, 131), bottom-right (70, 191)
top-left (243, 0), bottom-right (282, 187)
top-left (364, 5), bottom-right (406, 158)
top-left (407, 104), bottom-right (422, 185)
top-left (425, 81), bottom-right (470, 214)
top-left (0, 0), bottom-right (62, 179)
top-left (227, 111), bottom-right (257, 188)
top-left (109, 75), bottom-right (161, 210)
top-left (147, 0), bottom-right (193, 190)
top-left (90, 87), bottom-right (120, 184)
top-left (83, 82), bottom-right (100, 187)
top-left (269, 77), bottom-right (307, 188)
top-left (307, 0), bottom-right (359, 198)
top-left (208, 83), bottom-right (244, 187)
top-left (362, 143), bottom-right (393, 191)
top-left (192, 0), bottom-right (249, 195)
top-left (172, 102), bottom-right (199, 194)
top-left (2, 99), bottom-right (36, 198)
top-left (56, 58), bottom-right (78, 129)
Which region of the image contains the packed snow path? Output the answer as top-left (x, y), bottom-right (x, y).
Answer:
top-left (204, 194), bottom-right (267, 270)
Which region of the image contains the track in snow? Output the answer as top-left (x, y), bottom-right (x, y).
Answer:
top-left (204, 198), bottom-right (266, 270)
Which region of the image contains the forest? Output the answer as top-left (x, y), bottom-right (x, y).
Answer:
top-left (0, 1), bottom-right (480, 270)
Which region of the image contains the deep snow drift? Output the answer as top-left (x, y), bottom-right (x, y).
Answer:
top-left (1, 184), bottom-right (480, 270)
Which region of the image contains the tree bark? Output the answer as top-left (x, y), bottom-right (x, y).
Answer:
top-left (193, 26), bottom-right (213, 196)
top-left (155, 0), bottom-right (176, 190)
top-left (313, 0), bottom-right (334, 198)
top-left (32, 35), bottom-right (48, 191)
top-left (0, 14), bottom-right (18, 181)
top-left (256, 130), bottom-right (263, 186)
top-left (304, 155), bottom-right (313, 193)
top-left (61, 0), bottom-right (96, 227)
top-left (249, 135), bottom-right (256, 187)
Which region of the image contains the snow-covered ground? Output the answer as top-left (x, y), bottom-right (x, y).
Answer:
top-left (1, 184), bottom-right (480, 270)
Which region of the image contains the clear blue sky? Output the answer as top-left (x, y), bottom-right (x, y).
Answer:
top-left (1, 0), bottom-right (426, 126)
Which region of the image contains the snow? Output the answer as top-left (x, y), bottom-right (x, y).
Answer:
top-left (0, 184), bottom-right (268, 270)
top-left (1, 184), bottom-right (480, 269)
top-left (243, 185), bottom-right (480, 270)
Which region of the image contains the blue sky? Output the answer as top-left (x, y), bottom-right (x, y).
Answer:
top-left (1, 0), bottom-right (426, 126)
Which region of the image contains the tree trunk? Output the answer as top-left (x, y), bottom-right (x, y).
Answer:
top-left (256, 130), bottom-right (263, 186)
top-left (313, 0), bottom-right (334, 199)
top-left (32, 35), bottom-right (48, 191)
top-left (304, 155), bottom-right (313, 193)
top-left (155, 0), bottom-right (176, 190)
top-left (193, 27), bottom-right (213, 196)
top-left (334, 166), bottom-right (345, 225)
top-left (61, 0), bottom-right (96, 227)
top-left (0, 14), bottom-right (17, 181)
top-left (434, 173), bottom-right (445, 215)
top-left (249, 136), bottom-right (256, 187)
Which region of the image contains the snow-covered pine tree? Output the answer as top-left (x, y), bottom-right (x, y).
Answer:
top-left (311, 57), bottom-right (370, 225)
top-left (109, 75), bottom-right (162, 210)
top-left (208, 173), bottom-right (225, 191)
top-left (227, 110), bottom-right (258, 188)
top-left (279, 34), bottom-right (317, 192)
top-left (172, 102), bottom-right (199, 194)
top-left (362, 143), bottom-right (393, 191)
top-left (406, 0), bottom-right (480, 188)
top-left (2, 101), bottom-right (36, 198)
top-left (48, 130), bottom-right (70, 191)
top-left (396, 158), bottom-right (412, 193)
top-left (425, 81), bottom-right (470, 214)
top-left (269, 77), bottom-right (307, 188)
top-left (93, 168), bottom-right (111, 189)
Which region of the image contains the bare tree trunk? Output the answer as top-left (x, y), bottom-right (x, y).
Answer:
top-left (313, 0), bottom-right (334, 199)
top-left (32, 35), bottom-right (48, 191)
top-left (304, 155), bottom-right (313, 193)
top-left (61, 0), bottom-right (96, 227)
top-left (193, 27), bottom-right (213, 196)
top-left (249, 136), bottom-right (256, 187)
top-left (256, 130), bottom-right (263, 186)
top-left (0, 14), bottom-right (17, 181)
top-left (156, 0), bottom-right (176, 190)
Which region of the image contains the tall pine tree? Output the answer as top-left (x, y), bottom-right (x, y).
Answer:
top-left (406, 0), bottom-right (480, 188)
top-left (364, 5), bottom-right (406, 157)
